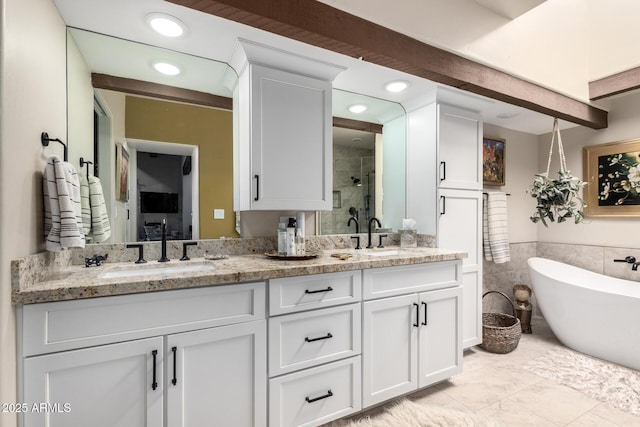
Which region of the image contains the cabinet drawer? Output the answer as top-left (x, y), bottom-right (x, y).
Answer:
top-left (269, 356), bottom-right (361, 427)
top-left (269, 271), bottom-right (361, 315)
top-left (22, 282), bottom-right (265, 356)
top-left (362, 261), bottom-right (460, 300)
top-left (269, 304), bottom-right (361, 376)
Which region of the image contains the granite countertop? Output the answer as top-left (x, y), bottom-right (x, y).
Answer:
top-left (12, 247), bottom-right (466, 305)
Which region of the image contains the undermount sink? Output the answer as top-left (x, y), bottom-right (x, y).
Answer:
top-left (98, 262), bottom-right (216, 279)
top-left (362, 249), bottom-right (411, 257)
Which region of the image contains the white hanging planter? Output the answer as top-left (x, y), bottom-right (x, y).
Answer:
top-left (527, 118), bottom-right (587, 226)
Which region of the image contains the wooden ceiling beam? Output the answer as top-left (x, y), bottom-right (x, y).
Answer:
top-left (169, 0), bottom-right (608, 130)
top-left (590, 66), bottom-right (640, 101)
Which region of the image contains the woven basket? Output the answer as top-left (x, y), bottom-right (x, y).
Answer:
top-left (478, 291), bottom-right (521, 354)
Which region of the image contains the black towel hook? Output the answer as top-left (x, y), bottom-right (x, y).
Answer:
top-left (79, 157), bottom-right (93, 180)
top-left (41, 132), bottom-right (68, 162)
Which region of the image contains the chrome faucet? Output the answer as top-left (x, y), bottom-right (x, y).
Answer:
top-left (158, 218), bottom-right (170, 262)
top-left (367, 217), bottom-right (381, 249)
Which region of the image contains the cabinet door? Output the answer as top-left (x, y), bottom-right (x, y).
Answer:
top-left (362, 294), bottom-right (418, 408)
top-left (249, 64), bottom-right (332, 210)
top-left (437, 104), bottom-right (482, 190)
top-left (437, 188), bottom-right (482, 348)
top-left (23, 337), bottom-right (163, 427)
top-left (418, 287), bottom-right (463, 388)
top-left (166, 320), bottom-right (267, 427)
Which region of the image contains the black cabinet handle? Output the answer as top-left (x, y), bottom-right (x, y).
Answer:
top-left (413, 303), bottom-right (419, 327)
top-left (171, 346), bottom-right (177, 386)
top-left (305, 286), bottom-right (333, 294)
top-left (440, 196), bottom-right (446, 215)
top-left (254, 174), bottom-right (259, 201)
top-left (440, 161), bottom-right (446, 181)
top-left (421, 301), bottom-right (428, 326)
top-left (151, 350), bottom-right (158, 391)
top-left (305, 390), bottom-right (333, 403)
top-left (305, 333), bottom-right (333, 343)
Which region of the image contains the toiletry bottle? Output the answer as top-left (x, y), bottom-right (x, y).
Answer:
top-left (277, 222), bottom-right (287, 256)
top-left (286, 218), bottom-right (296, 256)
top-left (296, 228), bottom-right (305, 255)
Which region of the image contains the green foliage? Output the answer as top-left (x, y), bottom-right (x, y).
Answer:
top-left (527, 170), bottom-right (587, 227)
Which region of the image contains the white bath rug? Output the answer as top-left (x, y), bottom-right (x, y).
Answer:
top-left (523, 348), bottom-right (640, 416)
top-left (327, 399), bottom-right (501, 427)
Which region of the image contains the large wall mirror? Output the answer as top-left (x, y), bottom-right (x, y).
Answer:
top-left (67, 27), bottom-right (406, 244)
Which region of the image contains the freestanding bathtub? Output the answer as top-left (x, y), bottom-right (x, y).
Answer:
top-left (528, 257), bottom-right (640, 371)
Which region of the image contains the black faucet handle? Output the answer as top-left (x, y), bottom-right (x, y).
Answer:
top-left (377, 234), bottom-right (388, 248)
top-left (351, 236), bottom-right (361, 250)
top-left (614, 256), bottom-right (636, 263)
top-left (126, 244), bottom-right (147, 264)
top-left (180, 242), bottom-right (198, 261)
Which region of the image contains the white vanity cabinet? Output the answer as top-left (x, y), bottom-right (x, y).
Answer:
top-left (232, 40), bottom-right (344, 212)
top-left (361, 262), bottom-right (463, 408)
top-left (268, 271), bottom-right (362, 427)
top-left (20, 283), bottom-right (266, 427)
top-left (407, 102), bottom-right (483, 349)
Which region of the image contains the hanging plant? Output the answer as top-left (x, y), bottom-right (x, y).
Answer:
top-left (527, 118), bottom-right (587, 227)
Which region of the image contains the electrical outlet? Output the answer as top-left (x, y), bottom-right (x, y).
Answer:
top-left (214, 209), bottom-right (225, 219)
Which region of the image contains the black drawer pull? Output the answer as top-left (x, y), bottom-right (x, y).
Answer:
top-left (254, 174), bottom-right (260, 201)
top-left (421, 301), bottom-right (428, 326)
top-left (440, 161), bottom-right (446, 181)
top-left (171, 346), bottom-right (177, 386)
top-left (305, 333), bottom-right (333, 343)
top-left (151, 350), bottom-right (158, 391)
top-left (305, 390), bottom-right (333, 403)
top-left (305, 286), bottom-right (333, 294)
top-left (413, 303), bottom-right (419, 327)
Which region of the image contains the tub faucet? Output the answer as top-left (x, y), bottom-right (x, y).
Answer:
top-left (158, 219), bottom-right (170, 263)
top-left (367, 217), bottom-right (382, 249)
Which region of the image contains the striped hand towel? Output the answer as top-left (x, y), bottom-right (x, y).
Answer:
top-left (88, 175), bottom-right (111, 243)
top-left (79, 174), bottom-right (91, 237)
top-left (43, 156), bottom-right (85, 251)
top-left (483, 192), bottom-right (510, 264)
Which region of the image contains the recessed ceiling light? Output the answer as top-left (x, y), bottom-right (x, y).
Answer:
top-left (349, 104), bottom-right (367, 114)
top-left (146, 13), bottom-right (186, 38)
top-left (153, 61), bottom-right (181, 76)
top-left (385, 80), bottom-right (409, 93)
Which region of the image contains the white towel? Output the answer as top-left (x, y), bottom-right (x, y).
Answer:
top-left (43, 156), bottom-right (85, 251)
top-left (88, 175), bottom-right (111, 243)
top-left (79, 174), bottom-right (91, 236)
top-left (483, 192), bottom-right (510, 264)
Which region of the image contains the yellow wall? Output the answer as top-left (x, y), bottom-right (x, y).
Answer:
top-left (125, 96), bottom-right (237, 238)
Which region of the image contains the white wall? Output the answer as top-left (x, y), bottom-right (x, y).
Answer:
top-left (0, 0), bottom-right (67, 425)
top-left (536, 91), bottom-right (640, 248)
top-left (483, 123), bottom-right (539, 243)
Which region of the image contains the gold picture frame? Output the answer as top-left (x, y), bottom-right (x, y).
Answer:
top-left (483, 136), bottom-right (506, 186)
top-left (583, 138), bottom-right (640, 217)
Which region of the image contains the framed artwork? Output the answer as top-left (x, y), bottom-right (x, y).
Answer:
top-left (583, 138), bottom-right (640, 217)
top-left (483, 136), bottom-right (506, 186)
top-left (115, 142), bottom-right (129, 202)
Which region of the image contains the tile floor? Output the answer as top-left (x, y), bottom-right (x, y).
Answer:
top-left (406, 317), bottom-right (640, 426)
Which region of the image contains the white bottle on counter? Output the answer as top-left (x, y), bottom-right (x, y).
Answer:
top-left (286, 218), bottom-right (296, 256)
top-left (296, 228), bottom-right (305, 255)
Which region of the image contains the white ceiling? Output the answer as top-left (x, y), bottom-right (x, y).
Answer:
top-left (55, 0), bottom-right (580, 135)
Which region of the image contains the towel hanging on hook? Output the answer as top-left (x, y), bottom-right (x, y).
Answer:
top-left (41, 132), bottom-right (68, 162)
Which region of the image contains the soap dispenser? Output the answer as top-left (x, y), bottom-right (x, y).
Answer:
top-left (286, 218), bottom-right (296, 256)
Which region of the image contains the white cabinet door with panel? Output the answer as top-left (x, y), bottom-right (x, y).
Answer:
top-left (437, 104), bottom-right (482, 190)
top-left (166, 320), bottom-right (267, 427)
top-left (437, 188), bottom-right (482, 348)
top-left (23, 337), bottom-right (164, 427)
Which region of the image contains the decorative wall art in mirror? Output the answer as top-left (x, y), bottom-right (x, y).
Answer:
top-left (115, 143), bottom-right (129, 202)
top-left (483, 136), bottom-right (506, 186)
top-left (583, 138), bottom-right (640, 217)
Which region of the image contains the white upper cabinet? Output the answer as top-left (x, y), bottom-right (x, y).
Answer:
top-left (231, 39), bottom-right (345, 211)
top-left (437, 104), bottom-right (482, 190)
